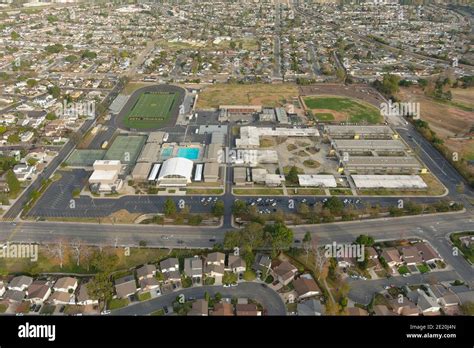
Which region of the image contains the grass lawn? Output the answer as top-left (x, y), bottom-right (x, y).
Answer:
top-left (303, 159), bottom-right (320, 168)
top-left (138, 292), bottom-right (152, 301)
top-left (186, 188), bottom-right (223, 195)
top-left (233, 188), bottom-right (284, 195)
top-left (417, 264), bottom-right (430, 274)
top-left (151, 309), bottom-right (165, 316)
top-left (291, 188), bottom-right (325, 195)
top-left (264, 275), bottom-right (274, 284)
top-left (329, 188), bottom-right (352, 196)
top-left (124, 92), bottom-right (177, 129)
top-left (107, 298), bottom-right (129, 310)
top-left (397, 265), bottom-right (410, 275)
top-left (0, 304), bottom-right (7, 313)
top-left (304, 96), bottom-right (382, 124)
top-left (450, 232), bottom-right (474, 264)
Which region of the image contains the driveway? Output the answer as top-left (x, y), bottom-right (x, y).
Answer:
top-left (111, 282), bottom-right (286, 316)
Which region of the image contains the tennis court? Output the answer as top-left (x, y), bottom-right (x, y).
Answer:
top-left (103, 135), bottom-right (147, 164)
top-left (66, 149), bottom-right (106, 166)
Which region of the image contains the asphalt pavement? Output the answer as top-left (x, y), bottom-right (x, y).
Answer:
top-left (111, 282), bottom-right (286, 316)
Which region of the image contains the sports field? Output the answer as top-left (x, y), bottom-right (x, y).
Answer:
top-left (103, 135), bottom-right (147, 164)
top-left (303, 96), bottom-right (382, 124)
top-left (67, 150), bottom-right (106, 166)
top-left (124, 92), bottom-right (177, 129)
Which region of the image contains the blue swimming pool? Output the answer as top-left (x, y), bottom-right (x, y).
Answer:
top-left (177, 147), bottom-right (200, 160)
top-left (161, 147), bottom-right (173, 158)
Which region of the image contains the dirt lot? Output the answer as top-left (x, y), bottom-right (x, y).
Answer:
top-left (397, 87), bottom-right (474, 163)
top-left (299, 83), bottom-right (385, 107)
top-left (196, 83), bottom-right (299, 108)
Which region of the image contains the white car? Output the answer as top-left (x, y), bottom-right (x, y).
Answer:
top-left (231, 283), bottom-right (238, 287)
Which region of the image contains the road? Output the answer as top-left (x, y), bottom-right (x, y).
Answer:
top-left (347, 270), bottom-right (461, 305)
top-left (111, 282), bottom-right (286, 316)
top-left (1, 211), bottom-right (472, 274)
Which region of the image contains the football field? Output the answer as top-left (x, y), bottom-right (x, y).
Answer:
top-left (124, 92), bottom-right (177, 129)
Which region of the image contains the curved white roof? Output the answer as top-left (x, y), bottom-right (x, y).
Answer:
top-left (158, 157), bottom-right (193, 182)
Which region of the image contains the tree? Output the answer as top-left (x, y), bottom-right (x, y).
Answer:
top-left (212, 200), bottom-right (225, 217)
top-left (460, 302), bottom-right (474, 315)
top-left (11, 31), bottom-right (20, 40)
top-left (48, 85), bottom-right (61, 98)
top-left (232, 200), bottom-right (247, 216)
top-left (26, 79), bottom-right (38, 88)
top-left (324, 197), bottom-right (344, 215)
top-left (88, 272), bottom-right (114, 305)
top-left (46, 112), bottom-right (57, 121)
top-left (222, 272), bottom-right (238, 285)
top-left (265, 223), bottom-right (293, 256)
top-left (355, 234), bottom-right (374, 247)
top-left (163, 198), bottom-right (176, 217)
top-left (90, 250), bottom-right (118, 273)
top-left (286, 166), bottom-right (299, 185)
top-left (303, 232), bottom-right (312, 260)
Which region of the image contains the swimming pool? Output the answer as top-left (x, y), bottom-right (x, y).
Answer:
top-left (161, 147), bottom-right (173, 158)
top-left (177, 147), bottom-right (200, 160)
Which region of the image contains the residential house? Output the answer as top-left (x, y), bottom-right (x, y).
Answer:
top-left (253, 254), bottom-right (272, 275)
top-left (8, 275), bottom-right (33, 291)
top-left (188, 299), bottom-right (208, 316)
top-left (373, 305), bottom-right (396, 316)
top-left (211, 302), bottom-right (234, 316)
top-left (416, 290), bottom-right (440, 314)
top-left (415, 242), bottom-right (442, 264)
top-left (114, 275), bottom-right (138, 299)
top-left (49, 291), bottom-right (74, 305)
top-left (272, 261), bottom-right (297, 286)
top-left (456, 290), bottom-right (474, 306)
top-left (139, 277), bottom-right (160, 292)
top-left (297, 299), bottom-right (324, 316)
top-left (4, 290), bottom-right (26, 303)
top-left (227, 255), bottom-right (246, 274)
top-left (53, 277), bottom-right (78, 293)
top-left (160, 258), bottom-right (179, 273)
top-left (367, 247), bottom-right (379, 260)
top-left (26, 281), bottom-right (51, 304)
top-left (184, 256), bottom-right (203, 279)
top-left (76, 281), bottom-right (98, 306)
top-left (381, 248), bottom-right (402, 267)
top-left (0, 281), bottom-right (5, 297)
top-left (205, 252), bottom-right (225, 279)
top-left (400, 246), bottom-right (423, 265)
top-left (164, 270), bottom-right (181, 284)
top-left (389, 297), bottom-right (421, 316)
top-left (346, 307), bottom-right (369, 316)
top-left (206, 252), bottom-right (225, 266)
top-left (136, 264), bottom-right (157, 281)
top-left (236, 303), bottom-right (261, 316)
top-left (337, 256), bottom-right (355, 268)
top-left (293, 274), bottom-right (320, 299)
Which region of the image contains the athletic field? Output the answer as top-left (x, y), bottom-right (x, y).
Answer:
top-left (303, 96), bottom-right (382, 124)
top-left (103, 135), bottom-right (147, 164)
top-left (124, 92), bottom-right (178, 129)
